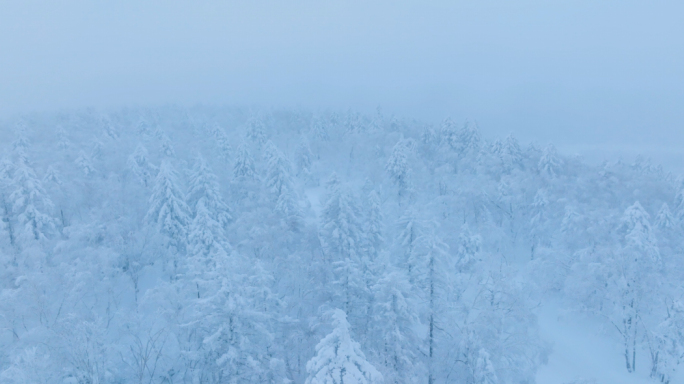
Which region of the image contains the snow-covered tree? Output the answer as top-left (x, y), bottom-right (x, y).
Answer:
top-left (210, 123), bottom-right (232, 162)
top-left (295, 136), bottom-right (314, 178)
top-left (127, 144), bottom-right (157, 187)
top-left (8, 158), bottom-right (56, 243)
top-left (396, 208), bottom-right (422, 277)
top-left (265, 141), bottom-right (293, 198)
top-left (309, 115), bottom-right (329, 141)
top-left (246, 114), bottom-right (267, 145)
top-left (365, 190), bottom-right (384, 261)
top-left (455, 224), bottom-right (481, 272)
top-left (145, 160), bottom-right (191, 257)
top-left (411, 233), bottom-right (450, 384)
top-left (319, 174), bottom-right (367, 316)
top-left (155, 127), bottom-right (176, 157)
top-left (473, 349), bottom-right (498, 384)
top-left (385, 138), bottom-right (412, 198)
top-left (319, 173), bottom-right (361, 263)
top-left (305, 309), bottom-right (383, 384)
top-left (187, 199), bottom-right (231, 298)
top-left (233, 141), bottom-right (257, 180)
top-left (655, 203), bottom-right (675, 230)
top-left (75, 150), bottom-right (95, 177)
top-left (371, 269), bottom-right (422, 384)
top-left (187, 155), bottom-right (231, 227)
top-left (538, 144), bottom-right (563, 178)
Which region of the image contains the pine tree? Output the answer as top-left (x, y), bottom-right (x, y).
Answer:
top-left (155, 127), bottom-right (176, 157)
top-left (200, 276), bottom-right (275, 383)
top-left (371, 269), bottom-right (422, 384)
top-left (264, 141), bottom-right (293, 198)
top-left (210, 123), bottom-right (232, 162)
top-left (264, 142), bottom-right (302, 230)
top-left (187, 199), bottom-right (230, 298)
top-left (295, 136), bottom-right (313, 178)
top-left (385, 139), bottom-right (412, 198)
top-left (456, 120), bottom-right (482, 156)
top-left (319, 173), bottom-right (367, 316)
top-left (365, 190), bottom-right (384, 261)
top-left (473, 349), bottom-right (498, 384)
top-left (145, 160), bottom-right (191, 256)
top-left (538, 144), bottom-right (563, 178)
top-left (397, 208), bottom-right (421, 277)
top-left (611, 201), bottom-right (660, 373)
top-left (412, 233), bottom-right (450, 384)
top-left (9, 157), bottom-right (56, 243)
top-left (655, 203), bottom-right (675, 230)
top-left (438, 117), bottom-right (458, 150)
top-left (56, 125), bottom-right (71, 153)
top-left (305, 309), bottom-right (383, 384)
top-left (310, 115), bottom-right (329, 141)
top-left (75, 150), bottom-right (95, 177)
top-left (187, 155), bottom-right (232, 227)
top-left (320, 173), bottom-right (361, 262)
top-left (673, 186), bottom-right (684, 223)
top-left (135, 116), bottom-right (152, 136)
top-left (246, 114), bottom-right (267, 145)
top-left (101, 115), bottom-right (119, 140)
top-left (233, 142), bottom-right (257, 180)
top-left (0, 157), bottom-right (16, 248)
top-left (456, 224), bottom-right (481, 272)
top-left (127, 144), bottom-right (157, 188)
top-left (620, 201), bottom-right (659, 263)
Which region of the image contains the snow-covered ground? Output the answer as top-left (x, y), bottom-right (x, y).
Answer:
top-left (536, 301), bottom-right (684, 384)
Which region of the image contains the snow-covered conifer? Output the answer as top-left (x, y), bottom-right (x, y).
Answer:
top-left (457, 120), bottom-right (482, 155)
top-left (233, 142), bottom-right (257, 180)
top-left (620, 201), bottom-right (659, 263)
top-left (187, 199), bottom-right (230, 297)
top-left (310, 115), bottom-right (329, 141)
top-left (9, 158), bottom-right (56, 242)
top-left (211, 123), bottom-right (232, 162)
top-left (473, 349), bottom-right (498, 384)
top-left (673, 187), bottom-right (684, 223)
top-left (295, 136), bottom-right (313, 177)
top-left (456, 224), bottom-right (481, 272)
top-left (538, 144), bottom-right (563, 178)
top-left (655, 203), bottom-right (675, 230)
top-left (135, 116), bottom-right (152, 136)
top-left (101, 115), bottom-right (119, 140)
top-left (371, 269), bottom-right (422, 384)
top-left (385, 139), bottom-right (412, 197)
top-left (501, 134), bottom-right (524, 171)
top-left (200, 276), bottom-right (274, 383)
top-left (411, 233), bottom-right (450, 384)
top-left (246, 114), bottom-right (267, 145)
top-left (145, 160), bottom-right (190, 254)
top-left (305, 309), bottom-right (383, 384)
top-left (75, 150), bottom-right (95, 177)
top-left (43, 165), bottom-right (62, 187)
top-left (397, 208), bottom-right (421, 276)
top-left (187, 155), bottom-right (232, 227)
top-left (127, 144), bottom-right (157, 187)
top-left (155, 127), bottom-right (176, 156)
top-left (320, 173), bottom-right (361, 262)
top-left (264, 141), bottom-right (293, 198)
top-left (365, 190), bottom-right (384, 260)
top-left (56, 125), bottom-right (71, 153)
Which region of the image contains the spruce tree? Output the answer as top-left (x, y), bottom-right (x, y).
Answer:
top-left (305, 309), bottom-right (383, 384)
top-left (145, 160), bottom-right (190, 256)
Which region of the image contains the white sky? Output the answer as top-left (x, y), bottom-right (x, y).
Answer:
top-left (1, 0), bottom-right (683, 166)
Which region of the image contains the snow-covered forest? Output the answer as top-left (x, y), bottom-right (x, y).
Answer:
top-left (1, 107), bottom-right (683, 384)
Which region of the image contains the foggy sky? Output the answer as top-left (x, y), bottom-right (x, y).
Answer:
top-left (1, 1), bottom-right (683, 168)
